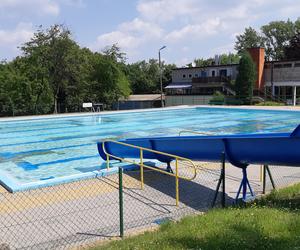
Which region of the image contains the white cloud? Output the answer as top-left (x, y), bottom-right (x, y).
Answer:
top-left (0, 0), bottom-right (60, 15)
top-left (120, 18), bottom-right (163, 38)
top-left (61, 0), bottom-right (85, 8)
top-left (165, 18), bottom-right (221, 42)
top-left (137, 0), bottom-right (199, 22)
top-left (0, 22), bottom-right (33, 46)
top-left (93, 31), bottom-right (141, 52)
top-left (0, 23), bottom-right (34, 59)
top-left (91, 18), bottom-right (164, 56)
top-left (211, 43), bottom-right (235, 56)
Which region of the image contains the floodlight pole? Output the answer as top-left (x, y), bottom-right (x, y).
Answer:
top-left (159, 46), bottom-right (166, 108)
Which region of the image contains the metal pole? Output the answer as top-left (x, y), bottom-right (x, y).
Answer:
top-left (266, 165), bottom-right (276, 190)
top-left (175, 158), bottom-right (179, 206)
top-left (211, 152), bottom-right (226, 208)
top-left (293, 86), bottom-right (297, 106)
top-left (119, 167), bottom-right (124, 238)
top-left (159, 46), bottom-right (166, 108)
top-left (140, 149), bottom-right (144, 190)
top-left (221, 152), bottom-right (226, 208)
top-left (262, 165), bottom-right (267, 194)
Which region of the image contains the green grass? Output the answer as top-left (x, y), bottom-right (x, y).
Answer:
top-left (93, 183), bottom-right (300, 250)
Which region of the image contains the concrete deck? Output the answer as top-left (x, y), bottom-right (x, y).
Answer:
top-left (0, 163), bottom-right (299, 249)
top-left (1, 105), bottom-right (300, 122)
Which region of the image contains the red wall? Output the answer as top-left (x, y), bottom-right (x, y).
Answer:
top-left (247, 48), bottom-right (265, 90)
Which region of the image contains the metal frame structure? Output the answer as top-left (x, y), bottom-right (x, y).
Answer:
top-left (102, 139), bottom-right (197, 206)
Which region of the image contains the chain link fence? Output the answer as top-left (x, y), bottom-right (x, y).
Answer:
top-left (0, 161), bottom-right (299, 249)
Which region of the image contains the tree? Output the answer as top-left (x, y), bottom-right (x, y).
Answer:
top-left (194, 58), bottom-right (214, 67)
top-left (235, 27), bottom-right (264, 54)
top-left (235, 19), bottom-right (300, 60)
top-left (21, 24), bottom-right (84, 113)
top-left (283, 33), bottom-right (300, 60)
top-left (193, 53), bottom-right (239, 67)
top-left (102, 44), bottom-right (127, 63)
top-left (235, 52), bottom-right (256, 104)
top-left (89, 54), bottom-right (130, 106)
top-left (219, 53), bottom-right (240, 64)
top-left (126, 59), bottom-right (175, 94)
top-left (261, 20), bottom-right (295, 60)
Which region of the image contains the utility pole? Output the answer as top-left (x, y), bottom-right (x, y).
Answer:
top-left (159, 46), bottom-right (166, 107)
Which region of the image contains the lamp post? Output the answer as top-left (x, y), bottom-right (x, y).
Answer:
top-left (159, 46), bottom-right (166, 107)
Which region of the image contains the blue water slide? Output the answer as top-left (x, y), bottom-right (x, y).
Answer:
top-left (97, 124), bottom-right (300, 201)
top-left (98, 124), bottom-right (300, 167)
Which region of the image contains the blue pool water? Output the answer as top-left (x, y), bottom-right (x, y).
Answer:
top-left (1, 107), bottom-right (300, 192)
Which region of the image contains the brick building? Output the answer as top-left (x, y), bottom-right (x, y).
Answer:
top-left (165, 48), bottom-right (300, 106)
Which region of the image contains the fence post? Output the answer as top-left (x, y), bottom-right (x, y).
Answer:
top-left (221, 152), bottom-right (226, 208)
top-left (262, 165), bottom-right (267, 194)
top-left (175, 158), bottom-right (179, 206)
top-left (140, 149), bottom-right (144, 190)
top-left (119, 167), bottom-right (124, 238)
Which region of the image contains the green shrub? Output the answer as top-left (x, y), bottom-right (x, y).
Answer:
top-left (255, 101), bottom-right (284, 106)
top-left (209, 91), bottom-right (225, 105)
top-left (225, 97), bottom-right (244, 105)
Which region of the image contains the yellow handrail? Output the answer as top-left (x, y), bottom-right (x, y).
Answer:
top-left (102, 139), bottom-right (197, 206)
top-left (178, 130), bottom-right (213, 136)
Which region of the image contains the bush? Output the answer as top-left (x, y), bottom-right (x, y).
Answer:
top-left (209, 91), bottom-right (225, 105)
top-left (225, 97), bottom-right (244, 105)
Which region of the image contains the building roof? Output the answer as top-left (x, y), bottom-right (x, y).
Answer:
top-left (120, 94), bottom-right (164, 101)
top-left (172, 63), bottom-right (238, 71)
top-left (265, 59), bottom-right (300, 64)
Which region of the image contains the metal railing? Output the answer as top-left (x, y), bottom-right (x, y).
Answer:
top-left (102, 139), bottom-right (197, 206)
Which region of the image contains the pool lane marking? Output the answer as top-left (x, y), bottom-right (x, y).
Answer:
top-left (0, 142), bottom-right (94, 160)
top-left (16, 154), bottom-right (100, 170)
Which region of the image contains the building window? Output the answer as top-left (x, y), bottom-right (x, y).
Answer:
top-left (195, 73), bottom-right (198, 77)
top-left (283, 63), bottom-right (292, 68)
top-left (201, 71), bottom-right (207, 77)
top-left (219, 69), bottom-right (227, 76)
top-left (274, 64), bottom-right (283, 68)
top-left (183, 74), bottom-right (186, 78)
top-left (212, 70), bottom-right (215, 77)
top-left (295, 63), bottom-right (300, 67)
top-left (189, 74), bottom-right (192, 78)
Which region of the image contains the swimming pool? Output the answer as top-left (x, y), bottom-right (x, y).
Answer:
top-left (1, 107), bottom-right (300, 192)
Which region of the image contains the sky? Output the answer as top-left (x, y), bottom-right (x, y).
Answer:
top-left (0, 0), bottom-right (300, 66)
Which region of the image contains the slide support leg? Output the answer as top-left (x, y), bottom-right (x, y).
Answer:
top-left (235, 167), bottom-right (255, 202)
top-left (212, 152), bottom-right (226, 208)
top-left (262, 165), bottom-right (267, 194)
top-left (266, 165), bottom-right (276, 190)
top-left (166, 162), bottom-right (173, 173)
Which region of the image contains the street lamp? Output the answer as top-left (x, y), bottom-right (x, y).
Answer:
top-left (159, 45), bottom-right (166, 107)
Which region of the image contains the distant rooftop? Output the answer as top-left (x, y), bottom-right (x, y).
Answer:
top-left (173, 63), bottom-right (239, 71)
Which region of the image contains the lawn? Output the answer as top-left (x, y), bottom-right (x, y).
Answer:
top-left (93, 183), bottom-right (300, 250)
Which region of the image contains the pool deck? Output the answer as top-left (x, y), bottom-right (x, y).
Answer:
top-left (1, 162), bottom-right (300, 249)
